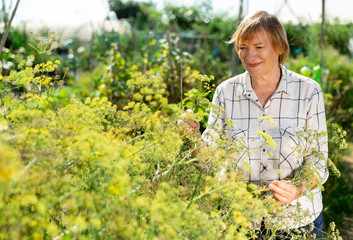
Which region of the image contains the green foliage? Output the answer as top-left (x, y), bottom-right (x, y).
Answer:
top-left (284, 20), bottom-right (353, 59)
top-left (4, 27), bottom-right (30, 51)
top-left (322, 124), bottom-right (353, 228)
top-left (284, 23), bottom-right (313, 57)
top-left (0, 53), bottom-right (346, 239)
top-left (1, 3), bottom-right (353, 238)
top-left (0, 59), bottom-right (270, 239)
top-left (324, 19), bottom-right (353, 56)
top-left (164, 0), bottom-right (213, 31)
top-left (108, 0), bottom-right (163, 30)
top-left (182, 73), bottom-right (215, 132)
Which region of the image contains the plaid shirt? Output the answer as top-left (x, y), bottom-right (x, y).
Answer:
top-left (202, 67), bottom-right (329, 229)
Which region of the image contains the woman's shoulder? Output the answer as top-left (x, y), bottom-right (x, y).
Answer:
top-left (216, 72), bottom-right (248, 91)
top-left (213, 72), bottom-right (248, 98)
top-left (284, 68), bottom-right (322, 91)
top-left (284, 69), bottom-right (320, 87)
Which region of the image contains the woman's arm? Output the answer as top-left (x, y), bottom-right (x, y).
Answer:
top-left (269, 82), bottom-right (328, 205)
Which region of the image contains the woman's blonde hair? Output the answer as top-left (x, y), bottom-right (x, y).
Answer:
top-left (228, 11), bottom-right (289, 65)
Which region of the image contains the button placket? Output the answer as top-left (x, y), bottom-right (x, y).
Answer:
top-left (247, 92), bottom-right (263, 107)
top-left (261, 163), bottom-right (268, 172)
top-left (259, 116), bottom-right (268, 185)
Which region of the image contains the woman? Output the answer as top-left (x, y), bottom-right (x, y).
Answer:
top-left (187, 11), bottom-right (328, 239)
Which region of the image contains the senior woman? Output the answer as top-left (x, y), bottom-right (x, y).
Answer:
top-left (186, 11), bottom-right (328, 239)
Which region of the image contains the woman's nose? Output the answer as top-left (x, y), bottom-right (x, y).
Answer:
top-left (246, 48), bottom-right (257, 60)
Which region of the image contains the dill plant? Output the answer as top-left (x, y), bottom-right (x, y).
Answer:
top-left (0, 54), bottom-right (270, 239)
top-left (0, 35), bottom-right (346, 239)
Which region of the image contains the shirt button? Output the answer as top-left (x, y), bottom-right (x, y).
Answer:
top-left (263, 149), bottom-right (266, 152)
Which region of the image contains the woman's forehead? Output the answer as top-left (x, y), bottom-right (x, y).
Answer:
top-left (238, 28), bottom-right (270, 44)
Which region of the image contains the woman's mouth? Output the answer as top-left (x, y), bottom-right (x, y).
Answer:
top-left (249, 62), bottom-right (262, 68)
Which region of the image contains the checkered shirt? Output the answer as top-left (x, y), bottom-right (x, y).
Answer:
top-left (202, 67), bottom-right (329, 229)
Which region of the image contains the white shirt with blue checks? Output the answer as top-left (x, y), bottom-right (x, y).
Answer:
top-left (202, 67), bottom-right (329, 229)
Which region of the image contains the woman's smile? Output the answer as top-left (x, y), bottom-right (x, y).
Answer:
top-left (248, 62), bottom-right (262, 68)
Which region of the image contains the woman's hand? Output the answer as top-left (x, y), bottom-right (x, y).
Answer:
top-left (177, 109), bottom-right (201, 136)
top-left (268, 180), bottom-right (306, 205)
top-left (177, 109), bottom-right (207, 159)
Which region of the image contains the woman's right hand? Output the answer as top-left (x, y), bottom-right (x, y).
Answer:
top-left (178, 109), bottom-right (208, 160)
top-left (177, 109), bottom-right (201, 136)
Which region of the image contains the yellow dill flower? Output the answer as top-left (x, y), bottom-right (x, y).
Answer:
top-left (225, 119), bottom-right (235, 129)
top-left (192, 70), bottom-right (200, 75)
top-left (258, 116), bottom-right (278, 125)
top-left (133, 92), bottom-right (143, 102)
top-left (185, 66), bottom-right (191, 75)
top-left (145, 95), bottom-right (152, 101)
top-left (257, 130), bottom-right (277, 149)
top-left (143, 58), bottom-right (148, 64)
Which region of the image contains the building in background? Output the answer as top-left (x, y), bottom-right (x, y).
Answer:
top-left (0, 0), bottom-right (131, 41)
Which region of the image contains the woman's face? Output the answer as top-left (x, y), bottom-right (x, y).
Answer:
top-left (238, 28), bottom-right (281, 80)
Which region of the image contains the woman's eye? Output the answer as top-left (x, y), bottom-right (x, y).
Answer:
top-left (256, 46), bottom-right (263, 49)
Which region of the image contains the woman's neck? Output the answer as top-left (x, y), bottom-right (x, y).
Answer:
top-left (251, 65), bottom-right (282, 87)
top-left (251, 66), bottom-right (282, 107)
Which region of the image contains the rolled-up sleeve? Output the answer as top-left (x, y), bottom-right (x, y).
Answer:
top-left (305, 84), bottom-right (329, 184)
top-left (202, 86), bottom-right (225, 146)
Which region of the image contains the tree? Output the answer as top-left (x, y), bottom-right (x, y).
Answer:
top-left (108, 0), bottom-right (162, 30)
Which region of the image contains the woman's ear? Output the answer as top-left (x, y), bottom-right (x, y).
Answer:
top-left (278, 48), bottom-right (284, 64)
top-left (278, 55), bottom-right (282, 64)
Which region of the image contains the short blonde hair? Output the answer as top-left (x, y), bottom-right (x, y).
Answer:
top-left (229, 11), bottom-right (289, 65)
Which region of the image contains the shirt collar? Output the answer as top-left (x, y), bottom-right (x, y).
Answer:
top-left (239, 67), bottom-right (294, 97)
top-left (280, 67), bottom-right (295, 96)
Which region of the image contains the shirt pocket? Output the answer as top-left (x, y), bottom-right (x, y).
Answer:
top-left (229, 128), bottom-right (248, 145)
top-left (278, 126), bottom-right (306, 179)
top-left (225, 128), bottom-right (249, 177)
top-left (279, 126), bottom-right (305, 147)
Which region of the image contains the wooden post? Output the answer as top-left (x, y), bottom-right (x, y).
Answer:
top-left (2, 0), bottom-right (8, 32)
top-left (238, 0), bottom-right (244, 24)
top-left (179, 61), bottom-right (183, 109)
top-left (231, 0), bottom-right (244, 76)
top-left (166, 30), bottom-right (175, 101)
top-left (0, 0), bottom-right (21, 57)
top-left (321, 0), bottom-right (325, 66)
